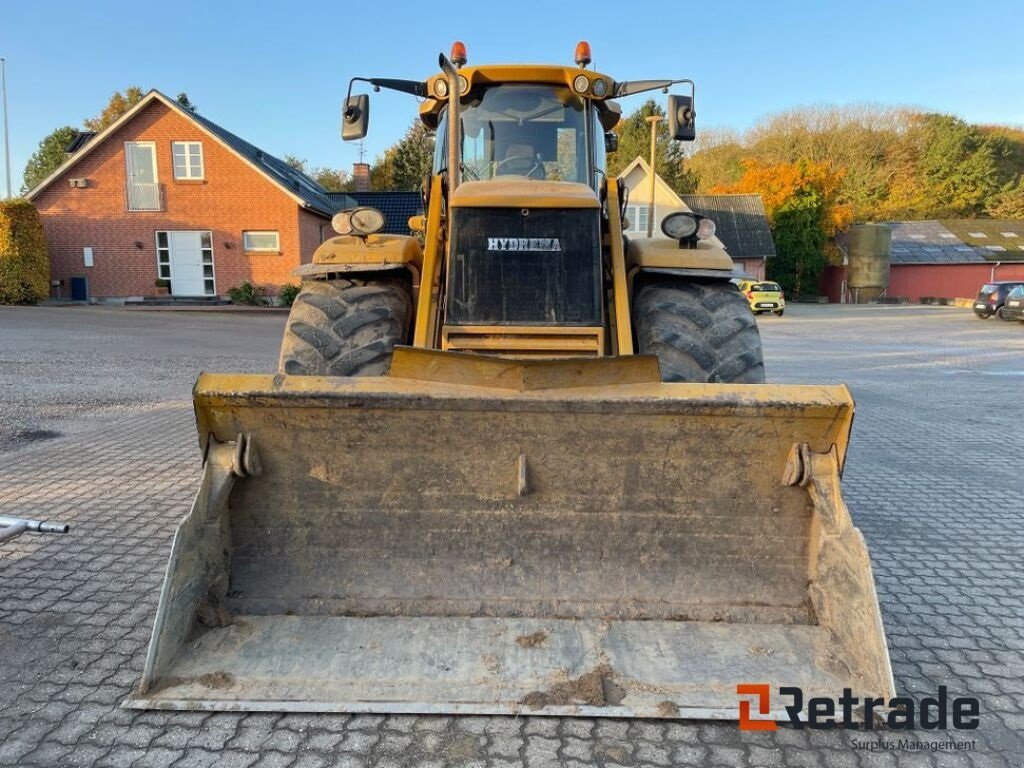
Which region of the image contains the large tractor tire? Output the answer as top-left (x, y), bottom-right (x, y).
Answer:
top-left (633, 278), bottom-right (766, 383)
top-left (278, 277), bottom-right (412, 376)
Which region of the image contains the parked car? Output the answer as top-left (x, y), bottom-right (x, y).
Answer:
top-left (1001, 284), bottom-right (1024, 323)
top-left (973, 281), bottom-right (1024, 319)
top-left (737, 280), bottom-right (786, 316)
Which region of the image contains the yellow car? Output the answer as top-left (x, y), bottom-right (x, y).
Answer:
top-left (737, 280), bottom-right (786, 316)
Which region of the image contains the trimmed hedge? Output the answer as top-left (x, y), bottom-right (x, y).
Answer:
top-left (0, 199), bottom-right (49, 304)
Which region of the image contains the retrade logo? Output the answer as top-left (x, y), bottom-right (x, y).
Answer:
top-left (736, 685), bottom-right (980, 731)
top-left (737, 684), bottom-right (777, 731)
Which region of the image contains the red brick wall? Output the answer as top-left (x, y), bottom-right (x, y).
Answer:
top-left (33, 99), bottom-right (329, 298)
top-left (299, 210), bottom-right (330, 268)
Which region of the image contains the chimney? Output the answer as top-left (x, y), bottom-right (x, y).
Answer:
top-left (353, 162), bottom-right (371, 192)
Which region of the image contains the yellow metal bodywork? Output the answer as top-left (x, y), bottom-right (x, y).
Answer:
top-left (450, 179), bottom-right (600, 209)
top-left (626, 237), bottom-right (733, 273)
top-left (418, 64), bottom-right (622, 132)
top-left (298, 233), bottom-right (422, 283)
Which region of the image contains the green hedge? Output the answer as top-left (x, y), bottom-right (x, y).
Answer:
top-left (0, 199), bottom-right (49, 304)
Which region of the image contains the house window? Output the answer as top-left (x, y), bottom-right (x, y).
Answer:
top-left (627, 205), bottom-right (650, 234)
top-left (200, 232), bottom-right (215, 295)
top-left (243, 231), bottom-right (280, 252)
top-left (172, 141), bottom-right (204, 179)
top-left (156, 232), bottom-right (171, 279)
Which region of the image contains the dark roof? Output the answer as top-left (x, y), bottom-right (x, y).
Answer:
top-left (879, 220), bottom-right (1024, 264)
top-left (185, 104), bottom-right (338, 217)
top-left (331, 191), bottom-right (424, 235)
top-left (64, 131), bottom-right (97, 154)
top-left (680, 194), bottom-right (775, 260)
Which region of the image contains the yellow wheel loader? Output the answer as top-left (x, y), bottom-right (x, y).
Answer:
top-left (128, 43), bottom-right (894, 720)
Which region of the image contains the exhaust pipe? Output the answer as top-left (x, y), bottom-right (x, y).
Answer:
top-left (439, 53), bottom-right (460, 191)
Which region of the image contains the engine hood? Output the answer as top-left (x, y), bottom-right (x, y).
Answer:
top-left (450, 180), bottom-right (600, 210)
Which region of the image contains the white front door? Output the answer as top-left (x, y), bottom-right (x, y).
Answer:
top-left (168, 231), bottom-right (208, 296)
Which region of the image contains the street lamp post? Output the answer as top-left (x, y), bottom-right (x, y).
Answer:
top-left (645, 114), bottom-right (661, 239)
top-left (1, 58), bottom-right (10, 199)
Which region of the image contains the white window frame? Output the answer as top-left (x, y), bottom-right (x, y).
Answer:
top-left (243, 231), bottom-right (281, 253)
top-left (627, 205), bottom-right (650, 234)
top-left (172, 141), bottom-right (204, 180)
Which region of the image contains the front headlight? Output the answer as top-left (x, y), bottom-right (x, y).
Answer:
top-left (573, 74), bottom-right (590, 94)
top-left (333, 207), bottom-right (386, 236)
top-left (661, 211), bottom-right (698, 240)
top-left (350, 207), bottom-right (386, 235)
top-left (696, 217), bottom-right (716, 240)
top-left (661, 211), bottom-right (716, 243)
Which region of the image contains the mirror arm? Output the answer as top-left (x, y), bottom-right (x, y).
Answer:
top-left (345, 76), bottom-right (426, 102)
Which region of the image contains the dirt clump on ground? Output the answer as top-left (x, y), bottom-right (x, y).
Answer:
top-left (521, 664), bottom-right (625, 709)
top-left (197, 671), bottom-right (234, 689)
top-left (516, 630), bottom-right (548, 648)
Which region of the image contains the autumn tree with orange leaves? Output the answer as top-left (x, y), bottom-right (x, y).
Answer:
top-left (713, 159), bottom-right (851, 296)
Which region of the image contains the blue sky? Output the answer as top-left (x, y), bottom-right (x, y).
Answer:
top-left (3, 0), bottom-right (1023, 193)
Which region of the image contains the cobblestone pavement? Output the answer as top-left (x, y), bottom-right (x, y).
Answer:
top-left (2, 305), bottom-right (1023, 767)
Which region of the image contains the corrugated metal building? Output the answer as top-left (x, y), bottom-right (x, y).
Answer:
top-left (825, 220), bottom-right (1024, 302)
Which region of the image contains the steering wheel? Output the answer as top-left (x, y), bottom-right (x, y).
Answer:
top-left (495, 155), bottom-right (546, 179)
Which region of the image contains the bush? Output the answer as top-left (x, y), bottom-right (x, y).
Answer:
top-left (227, 281), bottom-right (270, 306)
top-left (278, 283), bottom-right (301, 307)
top-left (0, 199), bottom-right (49, 305)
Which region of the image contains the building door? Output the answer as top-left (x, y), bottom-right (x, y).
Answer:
top-left (125, 142), bottom-right (160, 211)
top-left (168, 231), bottom-right (209, 296)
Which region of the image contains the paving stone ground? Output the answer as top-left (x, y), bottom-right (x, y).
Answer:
top-left (1, 304), bottom-right (1022, 767)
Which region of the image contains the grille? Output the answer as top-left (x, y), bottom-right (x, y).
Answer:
top-left (446, 207), bottom-right (602, 326)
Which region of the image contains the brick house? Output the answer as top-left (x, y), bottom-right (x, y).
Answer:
top-left (26, 90), bottom-right (353, 300)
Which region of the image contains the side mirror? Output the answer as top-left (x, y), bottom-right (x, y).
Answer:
top-left (667, 94), bottom-right (696, 142)
top-left (604, 132), bottom-right (618, 153)
top-left (342, 94), bottom-right (369, 141)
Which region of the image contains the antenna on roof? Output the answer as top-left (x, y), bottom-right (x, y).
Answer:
top-left (357, 140), bottom-right (366, 164)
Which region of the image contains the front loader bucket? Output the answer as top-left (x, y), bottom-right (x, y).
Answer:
top-left (127, 350), bottom-right (894, 719)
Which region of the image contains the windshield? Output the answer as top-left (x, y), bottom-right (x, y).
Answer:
top-left (979, 284), bottom-right (998, 294)
top-left (753, 283), bottom-right (782, 292)
top-left (434, 85), bottom-right (590, 184)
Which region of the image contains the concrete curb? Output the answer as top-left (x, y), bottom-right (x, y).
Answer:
top-left (123, 305), bottom-right (290, 313)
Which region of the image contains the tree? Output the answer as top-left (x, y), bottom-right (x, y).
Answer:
top-left (282, 155), bottom-right (350, 192)
top-left (0, 199), bottom-right (49, 305)
top-left (83, 87), bottom-right (145, 131)
top-left (175, 92), bottom-right (197, 112)
top-left (310, 168), bottom-right (350, 193)
top-left (607, 100), bottom-right (697, 194)
top-left (369, 120), bottom-right (434, 191)
top-left (713, 159), bottom-right (850, 296)
top-left (21, 126), bottom-right (78, 193)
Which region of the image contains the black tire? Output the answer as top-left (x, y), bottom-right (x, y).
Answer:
top-left (975, 312), bottom-right (991, 320)
top-left (278, 277), bottom-right (412, 376)
top-left (996, 306), bottom-right (1010, 321)
top-left (633, 278), bottom-right (766, 383)
top-left (774, 309), bottom-right (785, 317)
